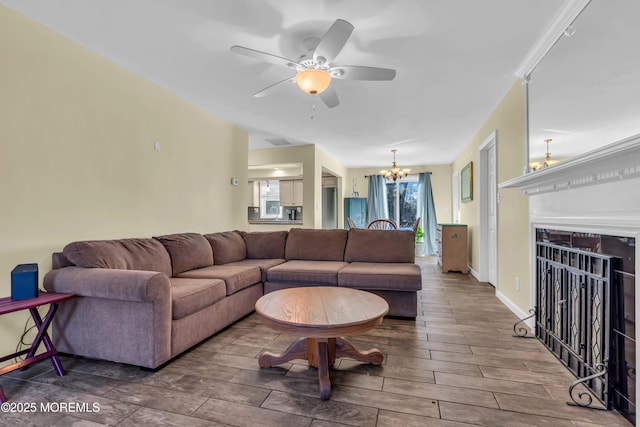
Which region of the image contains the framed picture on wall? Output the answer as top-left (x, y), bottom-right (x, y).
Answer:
top-left (461, 161), bottom-right (473, 203)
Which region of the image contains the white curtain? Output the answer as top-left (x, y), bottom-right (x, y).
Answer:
top-left (417, 172), bottom-right (438, 255)
top-left (367, 175), bottom-right (389, 223)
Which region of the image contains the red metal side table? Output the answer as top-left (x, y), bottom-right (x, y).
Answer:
top-left (0, 292), bottom-right (74, 402)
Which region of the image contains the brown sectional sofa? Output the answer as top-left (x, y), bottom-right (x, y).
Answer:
top-left (44, 228), bottom-right (421, 369)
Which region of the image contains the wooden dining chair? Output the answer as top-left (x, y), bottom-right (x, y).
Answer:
top-left (412, 217), bottom-right (421, 232)
top-left (347, 217), bottom-right (357, 229)
top-left (367, 219), bottom-right (397, 230)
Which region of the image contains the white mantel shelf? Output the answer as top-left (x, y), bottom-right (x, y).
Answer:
top-left (499, 134), bottom-right (640, 195)
top-left (497, 134), bottom-right (640, 420)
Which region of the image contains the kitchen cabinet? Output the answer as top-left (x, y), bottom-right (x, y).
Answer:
top-left (280, 179), bottom-right (303, 206)
top-left (279, 180), bottom-right (293, 206)
top-left (294, 180), bottom-right (304, 205)
top-left (436, 224), bottom-right (468, 273)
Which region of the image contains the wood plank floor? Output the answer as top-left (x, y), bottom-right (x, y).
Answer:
top-left (0, 257), bottom-right (632, 426)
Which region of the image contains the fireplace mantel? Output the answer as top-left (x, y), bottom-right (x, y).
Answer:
top-left (499, 134), bottom-right (640, 195)
top-left (498, 134), bottom-right (640, 420)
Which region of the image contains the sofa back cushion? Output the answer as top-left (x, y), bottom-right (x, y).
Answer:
top-left (204, 231), bottom-right (247, 265)
top-left (63, 238), bottom-right (172, 276)
top-left (154, 233), bottom-right (213, 275)
top-left (344, 228), bottom-right (415, 263)
top-left (285, 228), bottom-right (348, 261)
top-left (243, 231), bottom-right (288, 259)
top-left (52, 252), bottom-right (74, 270)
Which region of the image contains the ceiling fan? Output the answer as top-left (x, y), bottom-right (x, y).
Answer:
top-left (230, 19), bottom-right (396, 108)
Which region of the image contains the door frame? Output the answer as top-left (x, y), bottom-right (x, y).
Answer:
top-left (478, 130), bottom-right (498, 286)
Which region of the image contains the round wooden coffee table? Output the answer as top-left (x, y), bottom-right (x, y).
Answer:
top-left (255, 286), bottom-right (389, 400)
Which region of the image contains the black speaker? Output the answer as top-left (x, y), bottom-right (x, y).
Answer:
top-left (11, 263), bottom-right (39, 300)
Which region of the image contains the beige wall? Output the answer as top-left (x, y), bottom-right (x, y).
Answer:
top-left (0, 6), bottom-right (248, 360)
top-left (248, 144), bottom-right (349, 230)
top-left (315, 146), bottom-right (348, 229)
top-left (0, 3), bottom-right (535, 364)
top-left (248, 145), bottom-right (316, 230)
top-left (249, 145), bottom-right (448, 232)
top-left (452, 80), bottom-right (531, 311)
top-left (345, 165), bottom-right (453, 225)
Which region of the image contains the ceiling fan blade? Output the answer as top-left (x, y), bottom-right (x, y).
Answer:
top-left (313, 19), bottom-right (354, 64)
top-left (319, 85), bottom-right (340, 108)
top-left (330, 65), bottom-right (396, 81)
top-left (231, 45), bottom-right (297, 69)
top-left (253, 76), bottom-right (296, 98)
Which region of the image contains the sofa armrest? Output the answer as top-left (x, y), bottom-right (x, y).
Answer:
top-left (43, 267), bottom-right (170, 302)
top-left (43, 266), bottom-right (172, 368)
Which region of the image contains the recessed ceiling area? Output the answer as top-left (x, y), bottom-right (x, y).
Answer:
top-left (1, 0), bottom-right (567, 167)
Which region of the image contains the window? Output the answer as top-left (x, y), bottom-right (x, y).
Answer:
top-left (259, 180), bottom-right (281, 219)
top-left (386, 178), bottom-right (418, 228)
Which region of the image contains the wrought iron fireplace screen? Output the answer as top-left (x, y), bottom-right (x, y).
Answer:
top-left (535, 242), bottom-right (617, 409)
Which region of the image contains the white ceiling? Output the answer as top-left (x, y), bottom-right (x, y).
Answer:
top-left (3, 0), bottom-right (569, 168)
top-left (528, 0), bottom-right (640, 162)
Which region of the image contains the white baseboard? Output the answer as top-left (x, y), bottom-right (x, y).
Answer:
top-left (465, 265), bottom-right (533, 331)
top-left (496, 290), bottom-right (535, 331)
top-left (468, 265), bottom-right (480, 281)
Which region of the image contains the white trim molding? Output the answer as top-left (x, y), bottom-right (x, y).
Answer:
top-left (499, 133), bottom-right (640, 195)
top-left (478, 131), bottom-right (497, 285)
top-left (478, 130), bottom-right (497, 151)
top-left (514, 0), bottom-right (591, 78)
top-left (468, 265), bottom-right (480, 282)
top-left (496, 291), bottom-right (535, 330)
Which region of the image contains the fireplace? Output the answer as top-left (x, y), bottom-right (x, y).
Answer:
top-left (534, 229), bottom-right (635, 420)
top-left (500, 135), bottom-right (640, 425)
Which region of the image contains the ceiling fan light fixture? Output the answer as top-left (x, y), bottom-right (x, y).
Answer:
top-left (295, 69), bottom-right (332, 95)
top-left (231, 19), bottom-right (395, 108)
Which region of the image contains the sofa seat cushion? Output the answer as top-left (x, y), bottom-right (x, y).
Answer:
top-left (204, 231), bottom-right (247, 264)
top-left (266, 260), bottom-right (348, 285)
top-left (170, 277), bottom-right (226, 320)
top-left (154, 233), bottom-right (213, 276)
top-left (63, 238), bottom-right (172, 276)
top-left (224, 258), bottom-right (286, 282)
top-left (338, 262), bottom-right (422, 291)
top-left (176, 265), bottom-right (261, 296)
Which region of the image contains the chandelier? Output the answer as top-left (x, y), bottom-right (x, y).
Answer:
top-left (295, 69), bottom-right (332, 95)
top-left (380, 149), bottom-right (411, 181)
top-left (531, 138), bottom-right (559, 171)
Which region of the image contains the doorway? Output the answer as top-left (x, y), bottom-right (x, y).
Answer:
top-left (322, 172), bottom-right (338, 229)
top-left (479, 131), bottom-right (498, 286)
top-left (386, 177), bottom-right (419, 228)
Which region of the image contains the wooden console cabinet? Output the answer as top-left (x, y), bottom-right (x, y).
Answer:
top-left (436, 224), bottom-right (468, 273)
